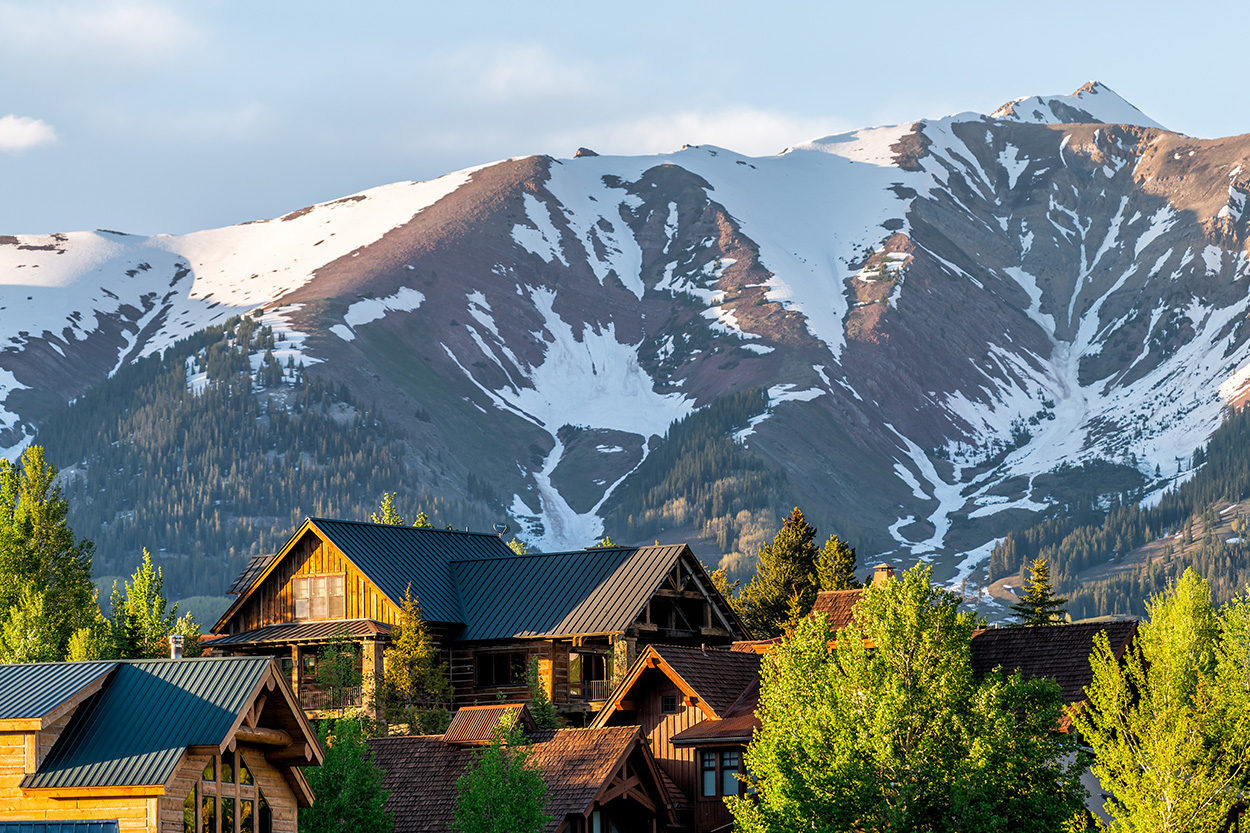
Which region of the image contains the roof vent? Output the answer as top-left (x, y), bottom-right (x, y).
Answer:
top-left (169, 633), bottom-right (185, 660)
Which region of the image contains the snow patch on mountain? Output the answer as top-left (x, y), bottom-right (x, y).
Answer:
top-left (991, 82), bottom-right (1165, 131)
top-left (332, 287), bottom-right (426, 341)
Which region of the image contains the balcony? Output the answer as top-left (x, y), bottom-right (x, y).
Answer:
top-left (299, 685), bottom-right (363, 713)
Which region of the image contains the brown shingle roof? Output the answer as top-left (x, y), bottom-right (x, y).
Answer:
top-left (969, 620), bottom-right (1139, 705)
top-left (809, 589), bottom-right (864, 630)
top-left (670, 676), bottom-right (761, 745)
top-left (369, 726), bottom-right (659, 833)
top-left (650, 645), bottom-right (761, 717)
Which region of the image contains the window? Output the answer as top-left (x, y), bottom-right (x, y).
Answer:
top-left (187, 752), bottom-right (271, 833)
top-left (701, 748), bottom-right (744, 798)
top-left (661, 695), bottom-right (678, 714)
top-left (292, 574), bottom-right (346, 620)
top-left (475, 652), bottom-right (527, 687)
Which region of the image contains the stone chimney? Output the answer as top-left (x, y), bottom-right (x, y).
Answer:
top-left (872, 563), bottom-right (896, 586)
top-left (169, 633), bottom-right (184, 660)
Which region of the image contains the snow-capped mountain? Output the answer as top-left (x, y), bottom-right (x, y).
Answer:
top-left (4, 82), bottom-right (1250, 595)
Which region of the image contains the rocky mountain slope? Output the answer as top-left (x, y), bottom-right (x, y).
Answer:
top-left (5, 82), bottom-right (1250, 609)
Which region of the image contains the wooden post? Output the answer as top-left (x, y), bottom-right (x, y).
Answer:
top-left (291, 645), bottom-right (301, 699)
top-left (362, 638), bottom-right (385, 721)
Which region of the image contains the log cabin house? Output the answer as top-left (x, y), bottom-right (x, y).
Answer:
top-left (0, 656), bottom-right (322, 833)
top-left (369, 703), bottom-right (675, 833)
top-left (209, 518), bottom-right (749, 719)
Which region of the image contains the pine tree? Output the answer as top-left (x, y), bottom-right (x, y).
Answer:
top-left (0, 445), bottom-right (97, 658)
top-left (300, 717), bottom-right (393, 833)
top-left (816, 534), bottom-right (859, 591)
top-left (1009, 557), bottom-right (1068, 626)
top-left (377, 587), bottom-right (453, 733)
top-left (526, 658), bottom-right (559, 730)
top-left (738, 507), bottom-right (828, 637)
top-left (371, 492), bottom-right (406, 526)
top-left (109, 549), bottom-right (201, 658)
top-left (452, 715), bottom-right (551, 833)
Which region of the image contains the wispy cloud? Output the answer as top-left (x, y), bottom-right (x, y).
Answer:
top-left (432, 42), bottom-right (596, 102)
top-left (0, 115), bottom-right (57, 152)
top-left (571, 108), bottom-right (852, 157)
top-left (0, 0), bottom-right (203, 65)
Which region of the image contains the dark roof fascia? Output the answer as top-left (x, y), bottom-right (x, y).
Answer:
top-left (214, 518), bottom-right (321, 632)
top-left (669, 732), bottom-right (753, 747)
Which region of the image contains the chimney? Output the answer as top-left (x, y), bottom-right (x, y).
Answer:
top-left (872, 563), bottom-right (896, 586)
top-left (169, 633), bottom-right (184, 660)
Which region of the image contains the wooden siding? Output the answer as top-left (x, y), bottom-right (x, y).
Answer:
top-left (627, 672), bottom-right (703, 800)
top-left (231, 529), bottom-right (404, 633)
top-left (0, 729), bottom-right (155, 831)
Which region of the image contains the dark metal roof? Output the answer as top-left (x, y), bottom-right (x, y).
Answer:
top-left (0, 824), bottom-right (119, 833)
top-left (450, 545), bottom-right (686, 641)
top-left (23, 656), bottom-right (272, 790)
top-left (441, 704), bottom-right (535, 744)
top-left (228, 552), bottom-right (277, 595)
top-left (0, 661), bottom-right (118, 721)
top-left (208, 618), bottom-right (392, 647)
top-left (308, 519), bottom-right (516, 623)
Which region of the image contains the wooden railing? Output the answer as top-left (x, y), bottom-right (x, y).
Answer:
top-left (299, 685), bottom-right (363, 712)
top-left (568, 678), bottom-right (613, 703)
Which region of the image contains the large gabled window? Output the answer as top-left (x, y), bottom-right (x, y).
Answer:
top-left (292, 573), bottom-right (345, 620)
top-left (185, 750), bottom-right (271, 833)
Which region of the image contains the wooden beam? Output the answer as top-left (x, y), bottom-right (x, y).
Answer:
top-left (245, 694), bottom-right (268, 729)
top-left (625, 784), bottom-right (657, 813)
top-left (23, 784), bottom-right (165, 797)
top-left (598, 774), bottom-right (642, 805)
top-left (235, 726), bottom-right (292, 747)
top-left (267, 743), bottom-right (313, 763)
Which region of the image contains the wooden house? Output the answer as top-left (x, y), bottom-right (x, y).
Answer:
top-left (368, 704), bottom-right (675, 833)
top-left (590, 644), bottom-right (761, 832)
top-left (0, 656), bottom-right (322, 833)
top-left (209, 518), bottom-right (749, 718)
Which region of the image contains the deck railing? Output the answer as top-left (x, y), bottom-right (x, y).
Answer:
top-left (299, 685), bottom-right (363, 712)
top-left (568, 678), bottom-right (613, 703)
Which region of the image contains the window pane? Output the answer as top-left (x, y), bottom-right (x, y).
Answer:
top-left (238, 757), bottom-right (253, 786)
top-left (661, 695), bottom-right (677, 714)
top-left (221, 750), bottom-right (234, 785)
top-left (203, 758), bottom-right (215, 782)
top-left (722, 750), bottom-right (741, 796)
top-left (701, 751), bottom-right (717, 797)
top-left (201, 793), bottom-right (216, 833)
top-left (222, 796), bottom-right (235, 833)
top-left (259, 791), bottom-right (272, 833)
top-left (184, 784), bottom-right (197, 833)
top-left (240, 799), bottom-right (254, 833)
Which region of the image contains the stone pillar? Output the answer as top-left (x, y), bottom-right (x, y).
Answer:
top-left (612, 636), bottom-right (638, 686)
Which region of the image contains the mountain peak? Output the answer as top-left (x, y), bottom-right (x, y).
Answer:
top-left (990, 81), bottom-right (1165, 131)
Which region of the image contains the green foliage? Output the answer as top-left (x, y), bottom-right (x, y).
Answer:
top-left (377, 588), bottom-right (453, 734)
top-left (1073, 569), bottom-right (1250, 832)
top-left (1009, 557), bottom-right (1067, 626)
top-left (526, 658), bottom-right (560, 730)
top-left (736, 507), bottom-right (859, 637)
top-left (452, 717), bottom-right (551, 833)
top-left (318, 626), bottom-right (363, 719)
top-left (109, 549), bottom-right (201, 659)
top-left (0, 588), bottom-right (61, 663)
top-left (299, 717), bottom-right (392, 833)
top-left (731, 565), bottom-right (1086, 833)
top-left (0, 445), bottom-right (97, 659)
top-left (506, 538), bottom-right (528, 555)
top-left (371, 492), bottom-right (407, 526)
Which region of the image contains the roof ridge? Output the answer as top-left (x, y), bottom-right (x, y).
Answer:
top-left (309, 517), bottom-right (506, 538)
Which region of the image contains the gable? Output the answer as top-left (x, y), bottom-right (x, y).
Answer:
top-left (21, 657), bottom-right (319, 792)
top-left (593, 644), bottom-right (761, 726)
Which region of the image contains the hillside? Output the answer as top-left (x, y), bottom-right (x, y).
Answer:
top-left (5, 82), bottom-right (1250, 615)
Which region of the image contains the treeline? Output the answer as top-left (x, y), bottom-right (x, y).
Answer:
top-left (37, 314), bottom-right (490, 600)
top-left (989, 404), bottom-right (1250, 618)
top-left (602, 387), bottom-right (793, 575)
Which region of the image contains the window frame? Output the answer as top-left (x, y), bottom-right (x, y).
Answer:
top-left (699, 746), bottom-right (745, 798)
top-left (474, 651), bottom-right (528, 688)
top-left (185, 751), bottom-right (271, 833)
top-left (291, 572), bottom-right (346, 621)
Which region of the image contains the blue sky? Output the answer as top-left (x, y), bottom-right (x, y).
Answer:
top-left (2, 0), bottom-right (1247, 236)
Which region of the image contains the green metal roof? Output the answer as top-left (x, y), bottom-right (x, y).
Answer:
top-left (208, 618), bottom-right (391, 647)
top-left (308, 518), bottom-right (515, 623)
top-left (451, 545), bottom-right (688, 641)
top-left (22, 656), bottom-right (272, 790)
top-left (0, 661), bottom-right (117, 721)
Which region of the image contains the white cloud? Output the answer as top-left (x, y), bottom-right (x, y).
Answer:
top-left (433, 42), bottom-right (596, 101)
top-left (0, 0), bottom-right (202, 65)
top-left (0, 115), bottom-right (57, 152)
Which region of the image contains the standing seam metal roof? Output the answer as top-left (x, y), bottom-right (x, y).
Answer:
top-left (22, 656), bottom-right (273, 790)
top-left (0, 661), bottom-right (118, 721)
top-left (309, 519), bottom-right (516, 624)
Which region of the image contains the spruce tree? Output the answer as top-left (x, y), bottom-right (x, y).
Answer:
top-left (817, 534), bottom-right (859, 591)
top-left (1009, 557), bottom-right (1068, 626)
top-left (739, 507), bottom-right (821, 637)
top-left (377, 587), bottom-right (453, 733)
